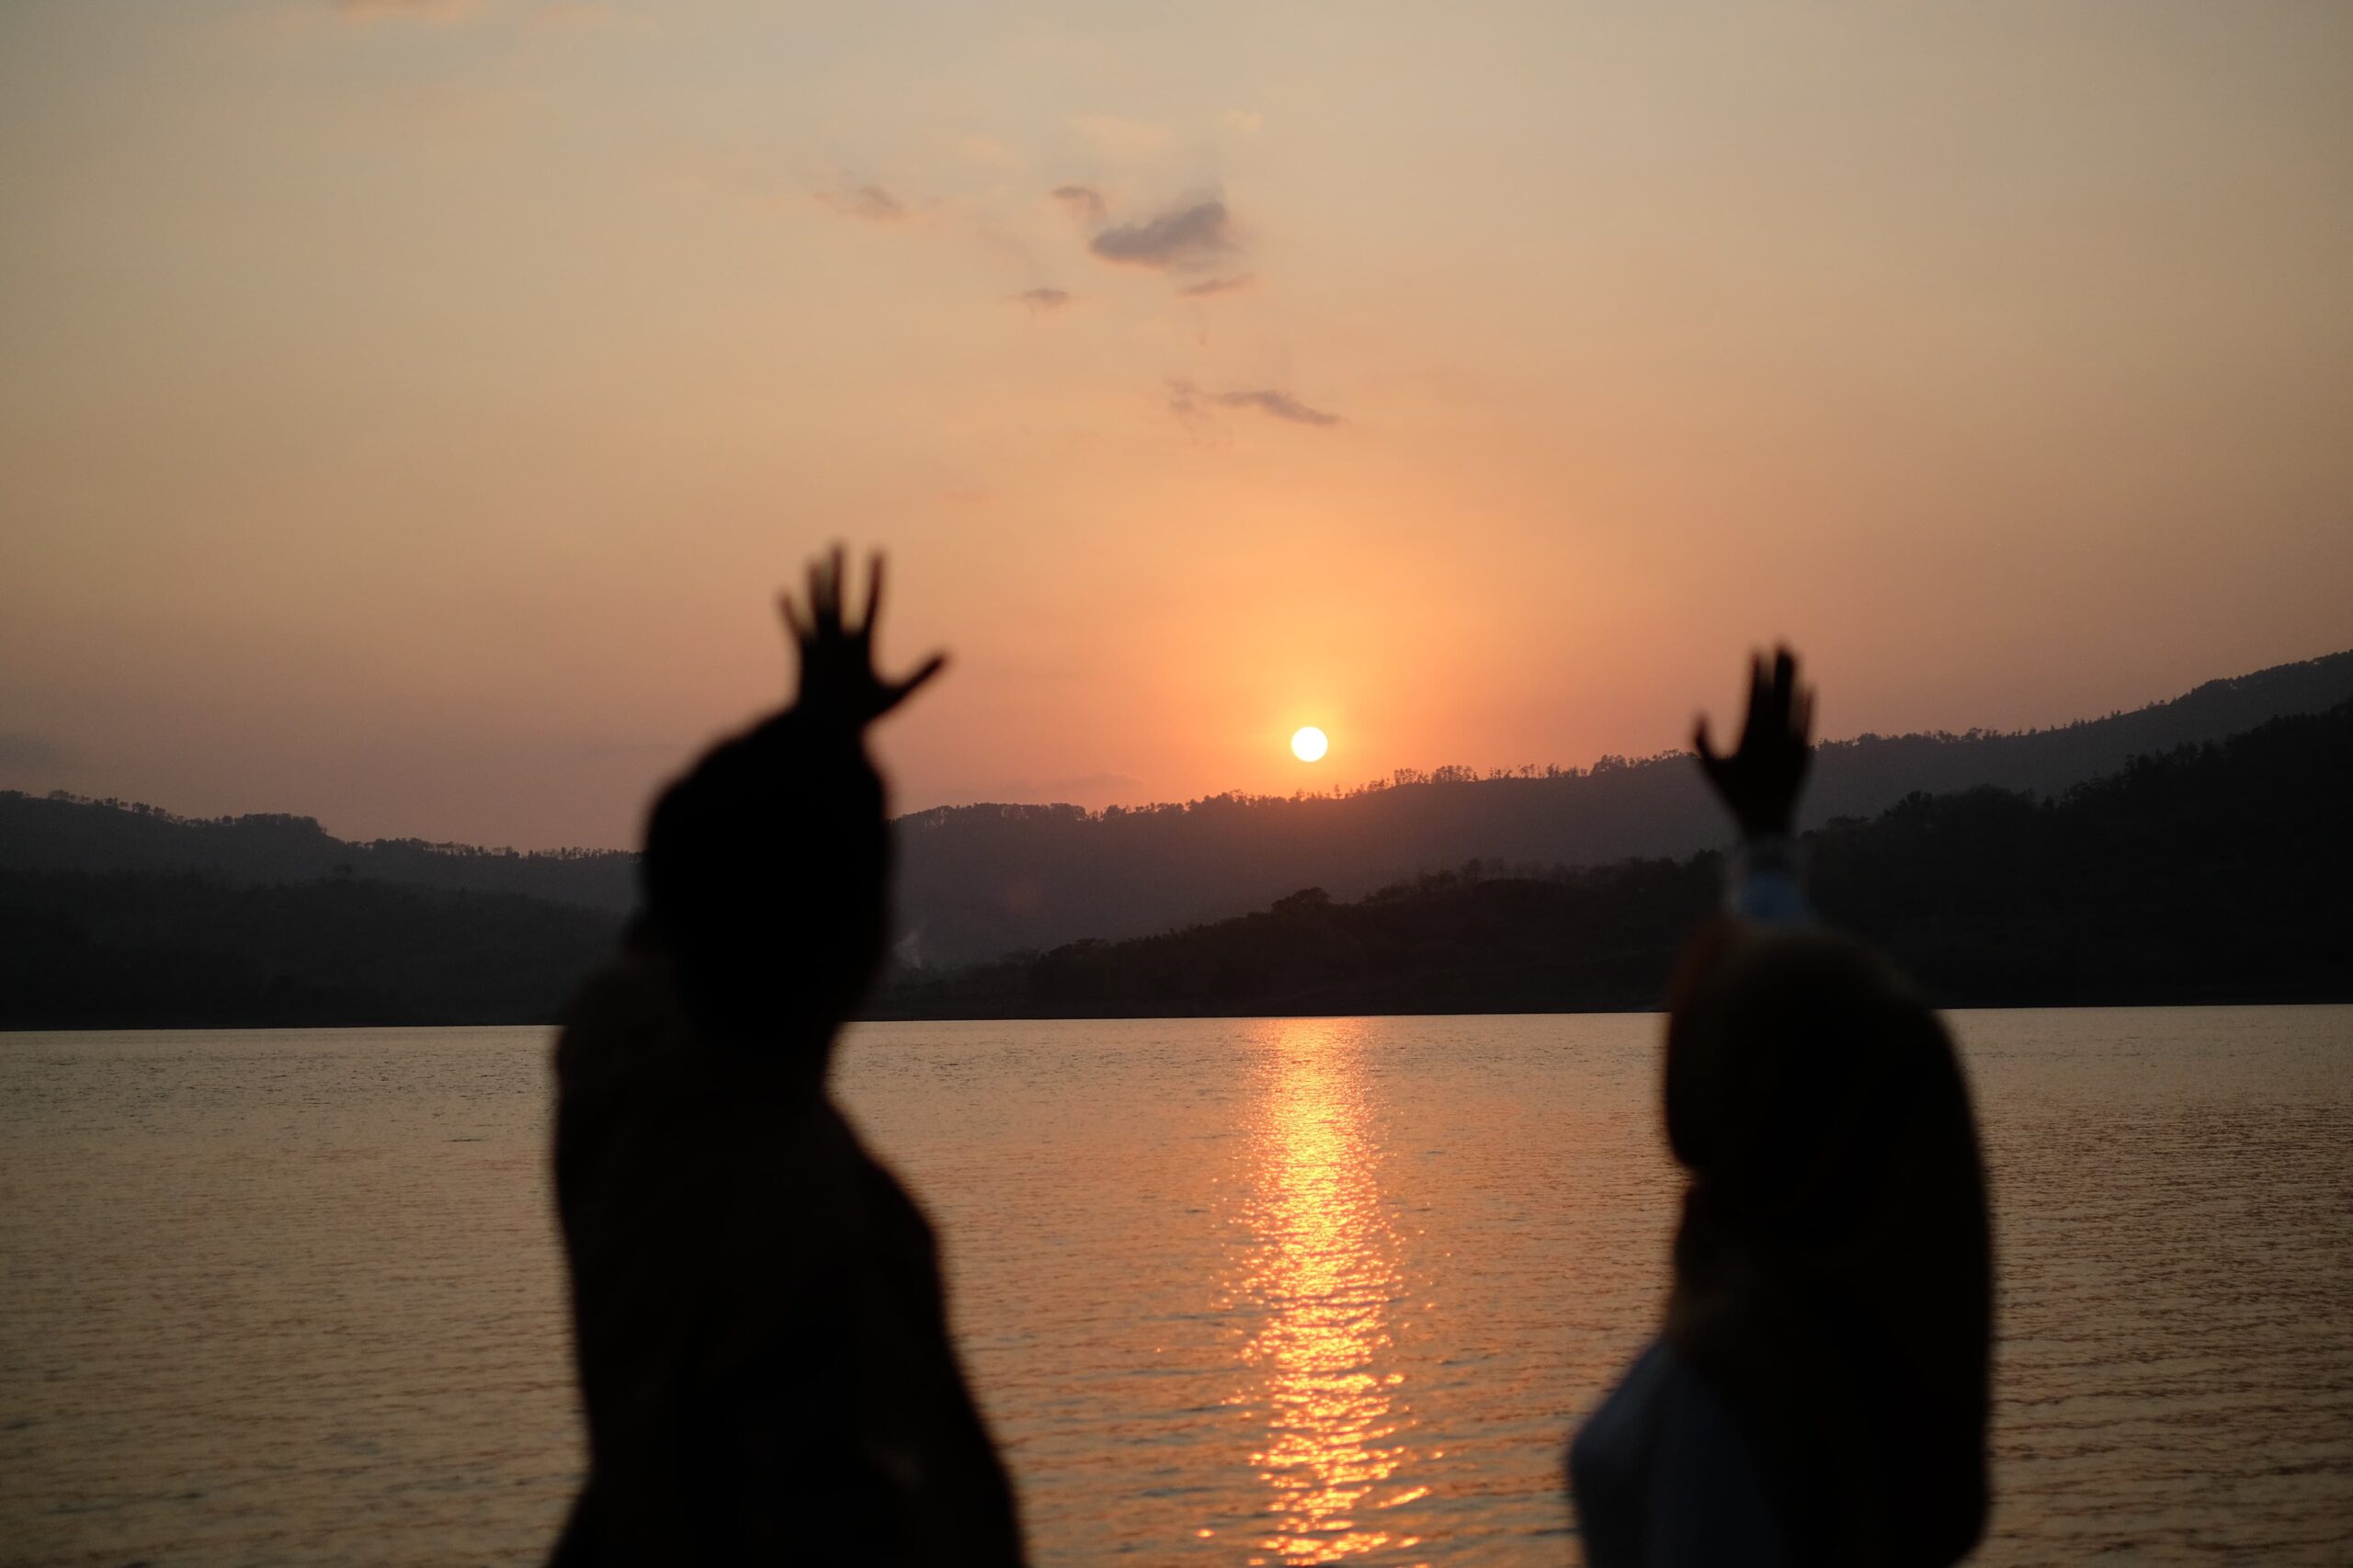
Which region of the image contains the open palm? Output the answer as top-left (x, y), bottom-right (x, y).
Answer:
top-left (1693, 647), bottom-right (1814, 838)
top-left (779, 547), bottom-right (948, 728)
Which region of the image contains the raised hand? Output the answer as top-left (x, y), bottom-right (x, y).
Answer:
top-left (778, 547), bottom-right (948, 728)
top-left (1693, 647), bottom-right (1814, 839)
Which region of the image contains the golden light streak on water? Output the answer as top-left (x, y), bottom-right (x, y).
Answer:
top-left (1233, 1019), bottom-right (1428, 1566)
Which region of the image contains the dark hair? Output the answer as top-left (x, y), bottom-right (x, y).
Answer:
top-left (639, 709), bottom-right (890, 1051)
top-left (1663, 921), bottom-right (1994, 1567)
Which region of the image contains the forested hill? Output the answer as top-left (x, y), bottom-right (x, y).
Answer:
top-left (2, 647), bottom-right (2348, 968)
top-left (0, 871), bottom-right (621, 1028)
top-left (893, 649), bottom-right (2353, 965)
top-left (874, 699), bottom-right (2353, 1019)
top-left (0, 793), bottom-right (639, 911)
top-left (3, 699), bottom-right (2344, 1028)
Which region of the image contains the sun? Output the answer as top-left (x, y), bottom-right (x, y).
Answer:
top-left (1290, 725), bottom-right (1329, 763)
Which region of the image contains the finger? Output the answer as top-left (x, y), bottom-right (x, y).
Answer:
top-left (1793, 684), bottom-right (1815, 747)
top-left (819, 545), bottom-right (846, 631)
top-left (1745, 653), bottom-right (1770, 735)
top-left (901, 651), bottom-right (949, 692)
top-left (1771, 646), bottom-right (1799, 721)
top-left (811, 549), bottom-right (835, 631)
top-left (777, 591), bottom-right (807, 643)
top-left (860, 551), bottom-right (885, 637)
top-left (1692, 715), bottom-right (1721, 766)
top-left (886, 652), bottom-right (949, 708)
top-left (805, 558), bottom-right (830, 633)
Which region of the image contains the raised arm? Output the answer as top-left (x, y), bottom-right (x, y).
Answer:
top-left (1693, 648), bottom-right (1815, 924)
top-left (639, 548), bottom-right (947, 1040)
top-left (779, 547), bottom-right (948, 731)
top-left (1693, 647), bottom-right (1813, 839)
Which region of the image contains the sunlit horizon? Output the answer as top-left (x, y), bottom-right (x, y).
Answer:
top-left (5, 2), bottom-right (2349, 850)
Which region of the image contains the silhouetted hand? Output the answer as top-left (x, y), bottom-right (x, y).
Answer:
top-left (1693, 647), bottom-right (1814, 839)
top-left (779, 547), bottom-right (948, 728)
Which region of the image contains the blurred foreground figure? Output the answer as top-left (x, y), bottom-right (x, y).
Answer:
top-left (1569, 652), bottom-right (1993, 1567)
top-left (549, 551), bottom-right (1024, 1566)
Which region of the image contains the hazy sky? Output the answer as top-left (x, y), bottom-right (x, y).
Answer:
top-left (5, 2), bottom-right (2349, 848)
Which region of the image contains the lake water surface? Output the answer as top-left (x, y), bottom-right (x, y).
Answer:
top-left (4, 1007), bottom-right (2349, 1565)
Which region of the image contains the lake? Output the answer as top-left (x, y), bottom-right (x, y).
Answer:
top-left (3, 1007), bottom-right (2349, 1565)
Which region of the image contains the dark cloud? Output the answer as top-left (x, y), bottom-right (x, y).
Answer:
top-left (1220, 388), bottom-right (1340, 426)
top-left (1013, 288), bottom-right (1073, 312)
top-left (817, 185), bottom-right (904, 222)
top-left (1176, 273), bottom-right (1253, 298)
top-left (1166, 378), bottom-right (1340, 428)
top-left (1090, 199), bottom-right (1233, 270)
top-left (1051, 184), bottom-right (1108, 224)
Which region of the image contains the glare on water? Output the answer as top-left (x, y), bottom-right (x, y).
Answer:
top-left (1233, 1021), bottom-right (1417, 1563)
top-left (2, 1006), bottom-right (2349, 1566)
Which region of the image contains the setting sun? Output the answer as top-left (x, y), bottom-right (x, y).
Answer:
top-left (1290, 727), bottom-right (1329, 763)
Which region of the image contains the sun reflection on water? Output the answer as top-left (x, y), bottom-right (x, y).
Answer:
top-left (1232, 1018), bottom-right (1425, 1565)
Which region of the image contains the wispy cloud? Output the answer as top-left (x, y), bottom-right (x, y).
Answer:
top-left (1219, 388), bottom-right (1341, 426)
top-left (1051, 184), bottom-right (1108, 224)
top-left (815, 185), bottom-right (904, 222)
top-left (1177, 273), bottom-right (1252, 298)
top-left (1222, 109), bottom-right (1265, 134)
top-left (1013, 287), bottom-right (1073, 312)
top-left (1090, 199), bottom-right (1233, 270)
top-left (1167, 379), bottom-right (1341, 428)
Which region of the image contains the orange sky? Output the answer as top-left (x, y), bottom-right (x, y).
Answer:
top-left (4, 2), bottom-right (2350, 848)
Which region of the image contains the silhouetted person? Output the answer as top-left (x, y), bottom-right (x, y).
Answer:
top-left (548, 551), bottom-right (1025, 1566)
top-left (1568, 651), bottom-right (1994, 1567)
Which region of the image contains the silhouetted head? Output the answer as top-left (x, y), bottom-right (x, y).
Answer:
top-left (1661, 920), bottom-right (1993, 1567)
top-left (639, 709), bottom-right (890, 1058)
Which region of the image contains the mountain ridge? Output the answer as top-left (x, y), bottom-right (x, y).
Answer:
top-left (4, 647), bottom-right (2349, 965)
top-left (876, 699), bottom-right (2353, 1019)
top-left (892, 648), bottom-right (2353, 963)
top-left (10, 697), bottom-right (2340, 1029)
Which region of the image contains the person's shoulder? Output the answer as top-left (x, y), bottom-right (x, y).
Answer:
top-left (683, 1102), bottom-right (940, 1328)
top-left (1573, 1342), bottom-right (1788, 1567)
top-left (794, 1103), bottom-right (938, 1233)
top-left (556, 949), bottom-right (685, 1083)
top-left (1574, 1340), bottom-right (1754, 1491)
top-left (1651, 1351), bottom-right (1789, 1565)
top-left (746, 1102), bottom-right (944, 1291)
top-left (1571, 1340), bottom-right (1682, 1564)
top-left (1574, 1340), bottom-right (1679, 1468)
